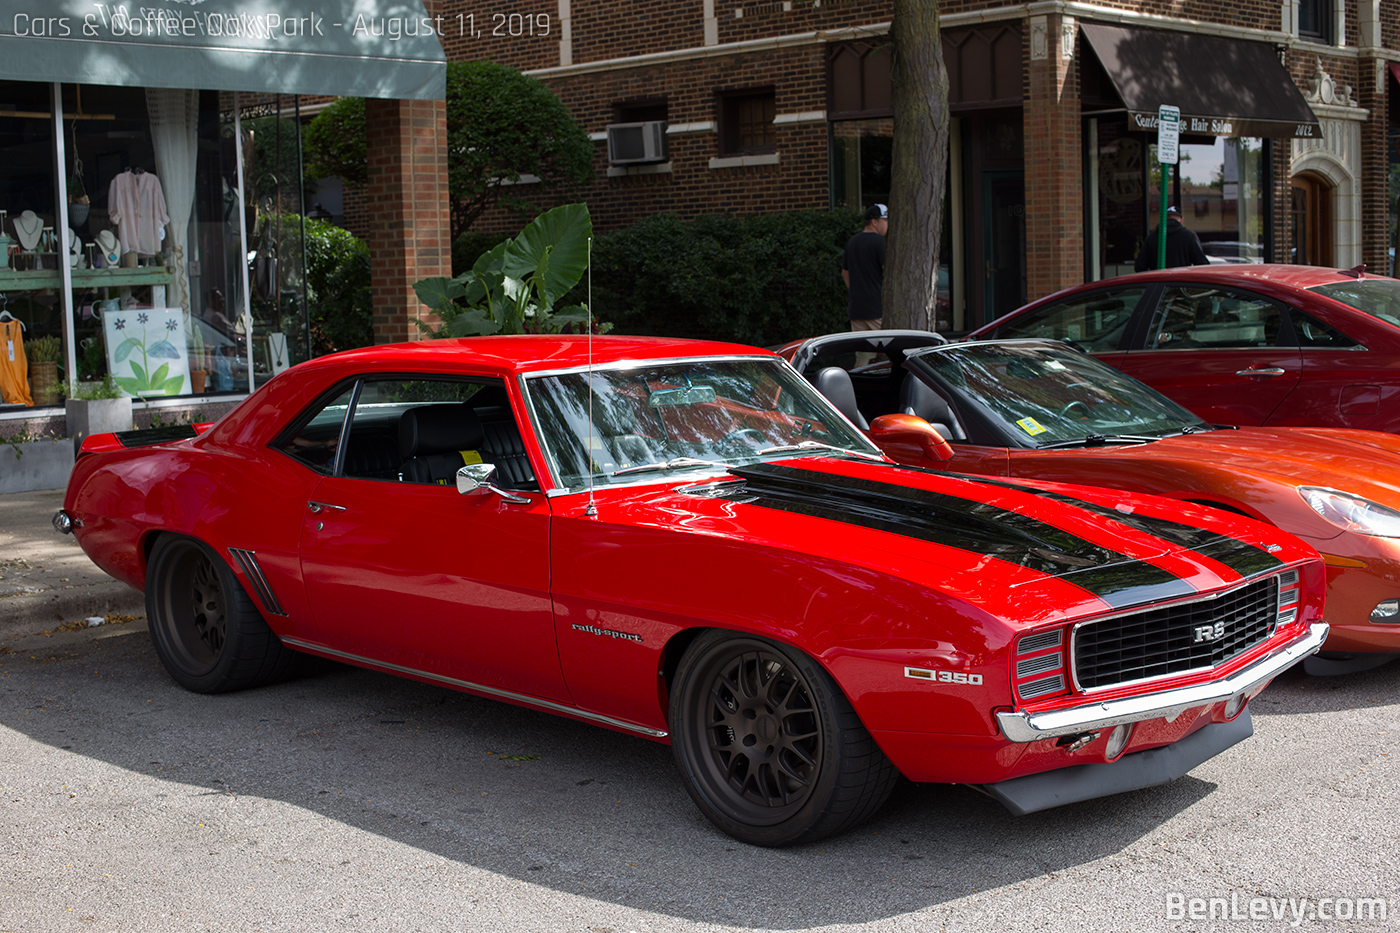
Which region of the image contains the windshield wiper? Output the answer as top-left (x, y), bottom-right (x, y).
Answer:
top-left (1036, 433), bottom-right (1160, 450)
top-left (756, 441), bottom-right (886, 461)
top-left (1178, 424), bottom-right (1215, 434)
top-left (611, 457), bottom-right (725, 477)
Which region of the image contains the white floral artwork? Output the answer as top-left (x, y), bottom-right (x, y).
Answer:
top-left (102, 307), bottom-right (190, 397)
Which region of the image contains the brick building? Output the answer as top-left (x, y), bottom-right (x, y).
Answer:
top-left (433, 1), bottom-right (1399, 335)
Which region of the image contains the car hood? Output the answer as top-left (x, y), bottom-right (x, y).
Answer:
top-left (1016, 426), bottom-right (1400, 536)
top-left (624, 457), bottom-right (1309, 628)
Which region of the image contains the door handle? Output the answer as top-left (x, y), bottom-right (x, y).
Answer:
top-left (307, 501), bottom-right (348, 514)
top-left (1236, 367), bottom-right (1286, 378)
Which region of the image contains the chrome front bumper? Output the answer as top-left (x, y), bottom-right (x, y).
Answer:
top-left (996, 621), bottom-right (1328, 743)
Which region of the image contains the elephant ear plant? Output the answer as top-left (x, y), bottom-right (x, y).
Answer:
top-left (413, 203), bottom-right (601, 337)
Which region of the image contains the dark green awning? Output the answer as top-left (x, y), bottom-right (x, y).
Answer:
top-left (0, 1), bottom-right (445, 99)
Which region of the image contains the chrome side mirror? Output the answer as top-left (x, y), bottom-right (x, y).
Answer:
top-left (455, 463), bottom-right (529, 504)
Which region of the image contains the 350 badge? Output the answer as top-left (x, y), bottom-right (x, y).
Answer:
top-left (904, 666), bottom-right (984, 686)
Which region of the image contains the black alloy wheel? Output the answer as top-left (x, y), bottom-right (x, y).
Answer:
top-left (145, 535), bottom-right (295, 693)
top-left (670, 631), bottom-right (898, 847)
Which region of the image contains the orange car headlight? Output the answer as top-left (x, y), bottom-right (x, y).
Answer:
top-left (1299, 487), bottom-right (1400, 538)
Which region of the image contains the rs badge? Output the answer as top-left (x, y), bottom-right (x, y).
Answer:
top-left (1193, 620), bottom-right (1227, 643)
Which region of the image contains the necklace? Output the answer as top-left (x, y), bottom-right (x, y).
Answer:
top-left (13, 211), bottom-right (42, 251)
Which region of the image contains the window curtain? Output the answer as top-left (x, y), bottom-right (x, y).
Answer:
top-left (145, 89), bottom-right (198, 320)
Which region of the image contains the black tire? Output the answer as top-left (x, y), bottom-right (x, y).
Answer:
top-left (669, 630), bottom-right (899, 846)
top-left (145, 535), bottom-right (297, 693)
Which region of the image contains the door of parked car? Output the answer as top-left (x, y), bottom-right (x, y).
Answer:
top-left (1115, 283), bottom-right (1302, 426)
top-left (295, 376), bottom-right (568, 702)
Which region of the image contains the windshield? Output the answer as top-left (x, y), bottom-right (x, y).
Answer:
top-left (909, 342), bottom-right (1209, 446)
top-left (1309, 280), bottom-right (1400, 328)
top-left (524, 357), bottom-right (881, 490)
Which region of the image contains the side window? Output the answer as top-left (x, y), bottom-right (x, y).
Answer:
top-left (275, 385), bottom-right (355, 475)
top-left (347, 378), bottom-right (539, 491)
top-left (1289, 308), bottom-right (1361, 349)
top-left (992, 287), bottom-right (1146, 351)
top-left (1147, 286), bottom-right (1283, 349)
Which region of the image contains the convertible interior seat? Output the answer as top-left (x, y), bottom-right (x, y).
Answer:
top-left (900, 374), bottom-right (964, 441)
top-left (814, 367), bottom-right (869, 430)
top-left (398, 404), bottom-right (492, 485)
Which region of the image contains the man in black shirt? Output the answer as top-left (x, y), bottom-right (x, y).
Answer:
top-left (842, 203), bottom-right (888, 330)
top-left (1135, 206), bottom-right (1209, 271)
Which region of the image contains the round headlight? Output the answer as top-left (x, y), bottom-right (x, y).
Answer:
top-left (1299, 487), bottom-right (1400, 538)
top-left (1105, 723), bottom-right (1133, 760)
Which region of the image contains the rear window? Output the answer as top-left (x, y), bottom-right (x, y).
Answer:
top-left (1309, 280), bottom-right (1400, 328)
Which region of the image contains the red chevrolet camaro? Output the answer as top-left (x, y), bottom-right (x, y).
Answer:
top-left (57, 336), bottom-right (1326, 845)
top-left (967, 265), bottom-right (1400, 434)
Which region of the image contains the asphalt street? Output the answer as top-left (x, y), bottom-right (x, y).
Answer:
top-left (0, 490), bottom-right (1397, 932)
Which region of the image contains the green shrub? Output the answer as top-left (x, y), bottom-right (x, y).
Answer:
top-left (578, 209), bottom-right (863, 347)
top-left (303, 218), bottom-right (372, 352)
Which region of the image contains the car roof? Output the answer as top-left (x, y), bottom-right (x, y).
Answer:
top-left (1102, 264), bottom-right (1388, 288)
top-left (291, 335), bottom-right (773, 379)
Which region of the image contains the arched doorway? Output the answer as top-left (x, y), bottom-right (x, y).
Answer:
top-left (1291, 171), bottom-right (1334, 266)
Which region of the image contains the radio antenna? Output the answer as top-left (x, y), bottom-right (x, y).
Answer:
top-left (584, 234), bottom-right (598, 517)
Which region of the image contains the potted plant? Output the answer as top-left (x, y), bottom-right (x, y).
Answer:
top-left (65, 374), bottom-right (131, 444)
top-left (26, 334), bottom-right (61, 406)
top-left (68, 156), bottom-right (90, 228)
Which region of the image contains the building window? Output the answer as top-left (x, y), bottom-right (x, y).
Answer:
top-left (614, 99), bottom-right (667, 124)
top-left (718, 90), bottom-right (776, 156)
top-left (1298, 1), bottom-right (1335, 45)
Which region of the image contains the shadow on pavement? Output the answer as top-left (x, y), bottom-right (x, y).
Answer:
top-left (1, 629), bottom-right (1291, 929)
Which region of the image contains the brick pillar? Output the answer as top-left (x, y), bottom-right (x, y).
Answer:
top-left (1358, 57), bottom-right (1390, 274)
top-left (365, 97), bottom-right (451, 345)
top-left (1024, 13), bottom-right (1083, 299)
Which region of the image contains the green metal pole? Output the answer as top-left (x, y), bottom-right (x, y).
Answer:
top-left (1156, 163), bottom-right (1169, 270)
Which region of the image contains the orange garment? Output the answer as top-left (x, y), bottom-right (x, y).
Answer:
top-left (0, 319), bottom-right (33, 406)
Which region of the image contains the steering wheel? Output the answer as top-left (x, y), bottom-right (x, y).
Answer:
top-left (720, 427), bottom-right (768, 450)
top-left (1059, 400), bottom-right (1092, 419)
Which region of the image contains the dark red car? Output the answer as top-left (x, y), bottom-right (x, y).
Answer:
top-left (968, 265), bottom-right (1400, 434)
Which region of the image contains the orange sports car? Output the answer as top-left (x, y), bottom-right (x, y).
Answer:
top-left (785, 331), bottom-right (1400, 674)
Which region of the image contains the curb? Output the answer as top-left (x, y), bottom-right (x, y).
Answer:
top-left (0, 582), bottom-right (145, 643)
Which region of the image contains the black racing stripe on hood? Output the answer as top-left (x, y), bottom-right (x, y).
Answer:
top-left (948, 473), bottom-right (1286, 580)
top-left (716, 463), bottom-right (1195, 609)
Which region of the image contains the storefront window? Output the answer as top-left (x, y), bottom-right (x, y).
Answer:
top-left (0, 80), bottom-right (312, 409)
top-left (1178, 137), bottom-right (1265, 264)
top-left (0, 80), bottom-right (62, 408)
top-left (830, 118), bottom-right (892, 213)
top-left (59, 83), bottom-right (251, 400)
top-left (241, 100), bottom-right (313, 388)
top-left (1090, 118), bottom-right (1265, 278)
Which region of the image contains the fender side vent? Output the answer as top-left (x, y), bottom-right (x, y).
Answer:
top-left (229, 548), bottom-right (287, 616)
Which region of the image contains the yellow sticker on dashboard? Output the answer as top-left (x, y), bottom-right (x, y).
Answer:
top-left (1016, 417), bottom-right (1047, 436)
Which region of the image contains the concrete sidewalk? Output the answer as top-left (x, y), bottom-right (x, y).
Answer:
top-left (0, 487), bottom-right (146, 643)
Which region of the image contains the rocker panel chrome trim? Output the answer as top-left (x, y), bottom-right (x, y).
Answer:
top-left (996, 622), bottom-right (1327, 743)
top-left (278, 638), bottom-right (669, 738)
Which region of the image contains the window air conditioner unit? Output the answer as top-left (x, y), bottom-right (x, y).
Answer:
top-left (606, 121), bottom-right (668, 165)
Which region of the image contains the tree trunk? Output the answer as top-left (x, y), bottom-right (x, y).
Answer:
top-left (883, 1), bottom-right (950, 331)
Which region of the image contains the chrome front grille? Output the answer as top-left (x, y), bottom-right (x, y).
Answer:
top-left (1072, 576), bottom-right (1281, 691)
